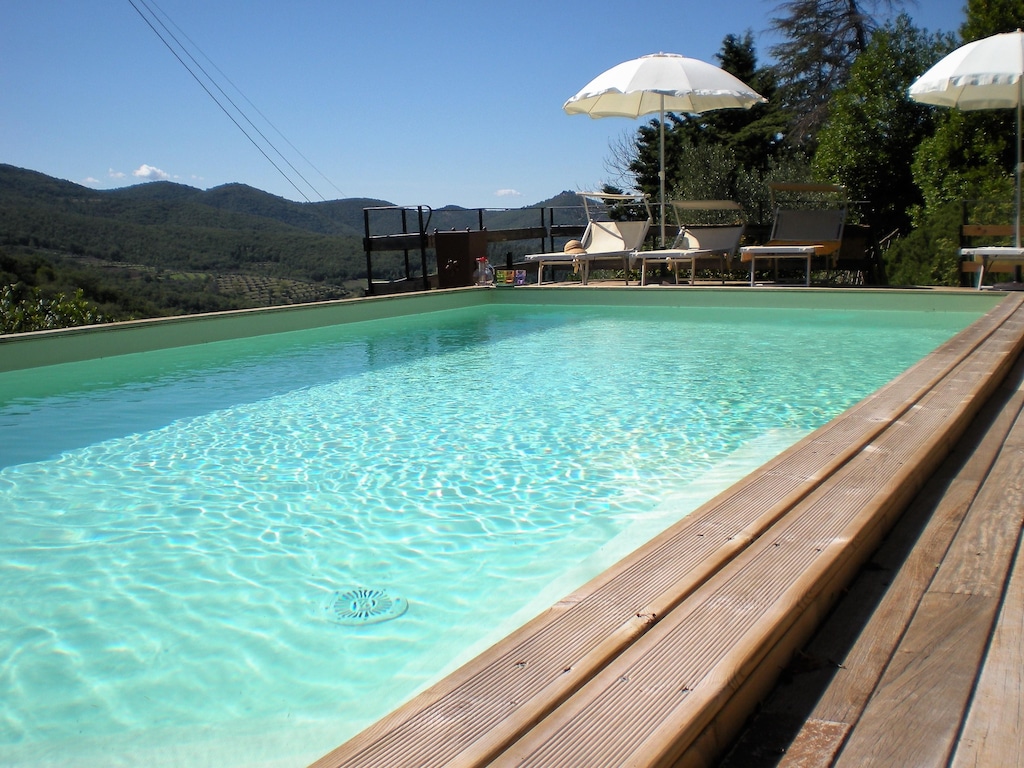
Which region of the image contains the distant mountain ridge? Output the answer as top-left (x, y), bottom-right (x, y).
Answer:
top-left (0, 163), bottom-right (582, 238)
top-left (0, 163), bottom-right (584, 320)
top-left (0, 165), bottom-right (391, 237)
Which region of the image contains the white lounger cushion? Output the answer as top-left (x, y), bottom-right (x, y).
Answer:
top-left (525, 219), bottom-right (651, 284)
top-left (636, 224), bottom-right (745, 285)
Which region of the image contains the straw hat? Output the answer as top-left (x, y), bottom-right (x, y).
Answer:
top-left (563, 239), bottom-right (586, 255)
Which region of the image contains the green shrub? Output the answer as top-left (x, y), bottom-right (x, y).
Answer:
top-left (883, 202), bottom-right (962, 286)
top-left (0, 283), bottom-right (109, 334)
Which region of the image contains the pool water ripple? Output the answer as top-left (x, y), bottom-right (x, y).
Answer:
top-left (0, 304), bottom-right (978, 767)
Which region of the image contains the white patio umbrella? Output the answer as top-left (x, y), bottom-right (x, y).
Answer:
top-left (909, 30), bottom-right (1024, 248)
top-left (564, 52), bottom-right (766, 245)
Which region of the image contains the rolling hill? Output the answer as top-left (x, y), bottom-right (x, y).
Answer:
top-left (0, 163), bottom-right (582, 321)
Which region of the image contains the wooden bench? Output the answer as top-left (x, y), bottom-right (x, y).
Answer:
top-left (310, 294), bottom-right (1024, 768)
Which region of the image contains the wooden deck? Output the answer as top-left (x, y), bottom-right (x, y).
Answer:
top-left (722, 294), bottom-right (1024, 767)
top-left (310, 292), bottom-right (1024, 768)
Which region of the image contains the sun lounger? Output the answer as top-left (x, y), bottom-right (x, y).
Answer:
top-left (526, 192), bottom-right (652, 285)
top-left (740, 183), bottom-right (847, 286)
top-left (636, 200), bottom-right (745, 285)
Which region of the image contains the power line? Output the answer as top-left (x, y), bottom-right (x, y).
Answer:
top-left (146, 0), bottom-right (345, 200)
top-left (127, 0), bottom-right (312, 201)
top-left (128, 0), bottom-right (338, 202)
top-left (138, 0), bottom-right (329, 201)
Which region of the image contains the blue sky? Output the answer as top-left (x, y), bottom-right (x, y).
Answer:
top-left (2, 0), bottom-right (966, 209)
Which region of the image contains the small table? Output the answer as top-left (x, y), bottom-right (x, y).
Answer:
top-left (740, 245), bottom-right (819, 287)
top-left (960, 247), bottom-right (1024, 289)
top-left (636, 249), bottom-right (713, 286)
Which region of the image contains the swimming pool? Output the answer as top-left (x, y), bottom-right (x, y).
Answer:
top-left (0, 290), bottom-right (994, 767)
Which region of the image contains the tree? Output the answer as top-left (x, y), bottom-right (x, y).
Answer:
top-left (770, 0), bottom-right (905, 149)
top-left (812, 15), bottom-right (953, 236)
top-left (912, 0), bottom-right (1024, 215)
top-left (911, 110), bottom-right (1014, 223)
top-left (961, 0), bottom-right (1024, 40)
top-left (885, 0), bottom-right (1024, 285)
top-left (613, 111), bottom-right (690, 206)
top-left (678, 33), bottom-right (790, 173)
top-left (884, 202), bottom-right (963, 286)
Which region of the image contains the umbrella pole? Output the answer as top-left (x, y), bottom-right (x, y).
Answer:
top-left (660, 94), bottom-right (666, 247)
top-left (1017, 92), bottom-right (1021, 249)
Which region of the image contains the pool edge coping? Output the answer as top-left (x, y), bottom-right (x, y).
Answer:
top-left (0, 286), bottom-right (1003, 374)
top-left (306, 292), bottom-right (1024, 767)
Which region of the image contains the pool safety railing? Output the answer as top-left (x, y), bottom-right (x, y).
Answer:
top-left (362, 204), bottom-right (589, 295)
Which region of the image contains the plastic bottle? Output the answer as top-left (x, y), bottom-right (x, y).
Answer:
top-left (474, 257), bottom-right (495, 286)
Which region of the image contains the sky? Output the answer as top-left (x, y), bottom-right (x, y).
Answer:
top-left (2, 0), bottom-right (968, 209)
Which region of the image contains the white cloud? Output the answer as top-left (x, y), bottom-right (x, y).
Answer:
top-left (495, 188), bottom-right (521, 198)
top-left (83, 177), bottom-right (101, 186)
top-left (132, 164), bottom-right (170, 181)
top-left (108, 168), bottom-right (126, 180)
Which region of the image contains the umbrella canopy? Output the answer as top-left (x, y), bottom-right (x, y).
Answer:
top-left (564, 53), bottom-right (766, 245)
top-left (909, 30), bottom-right (1024, 247)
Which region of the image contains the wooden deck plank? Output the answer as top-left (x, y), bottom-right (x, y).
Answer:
top-left (309, 295), bottom-right (1024, 768)
top-left (484, 299), bottom-right (1024, 768)
top-left (745, 356), bottom-right (1024, 768)
top-left (949, 407), bottom-right (1024, 768)
top-left (952, 550), bottom-right (1024, 768)
top-left (832, 393), bottom-right (1024, 766)
top-left (927, 409), bottom-right (1024, 598)
top-left (833, 593), bottom-right (997, 766)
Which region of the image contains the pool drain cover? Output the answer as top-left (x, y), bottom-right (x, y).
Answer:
top-left (324, 587), bottom-right (408, 626)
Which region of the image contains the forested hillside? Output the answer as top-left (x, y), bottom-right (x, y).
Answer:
top-left (0, 163), bottom-right (378, 274)
top-left (0, 164), bottom-right (578, 330)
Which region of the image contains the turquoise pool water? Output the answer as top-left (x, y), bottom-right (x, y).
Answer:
top-left (0, 302), bottom-right (980, 767)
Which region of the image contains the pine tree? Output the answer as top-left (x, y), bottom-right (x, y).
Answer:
top-left (769, 0), bottom-right (904, 149)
